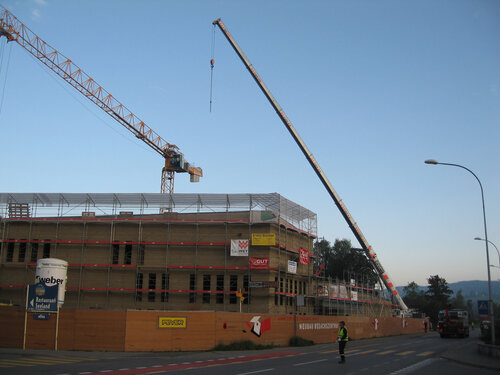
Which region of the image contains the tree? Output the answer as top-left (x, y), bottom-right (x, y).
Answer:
top-left (313, 238), bottom-right (379, 287)
top-left (425, 275), bottom-right (454, 328)
top-left (425, 275), bottom-right (453, 303)
top-left (402, 281), bottom-right (425, 309)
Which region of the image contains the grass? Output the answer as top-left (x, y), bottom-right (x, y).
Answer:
top-left (213, 340), bottom-right (276, 351)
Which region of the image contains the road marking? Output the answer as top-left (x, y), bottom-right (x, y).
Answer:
top-left (396, 350), bottom-right (415, 356)
top-left (377, 350), bottom-right (396, 355)
top-left (321, 348), bottom-right (359, 354)
top-left (357, 349), bottom-right (378, 354)
top-left (417, 351), bottom-right (433, 356)
top-left (293, 359), bottom-right (328, 366)
top-left (237, 368), bottom-right (274, 375)
top-left (389, 358), bottom-right (439, 374)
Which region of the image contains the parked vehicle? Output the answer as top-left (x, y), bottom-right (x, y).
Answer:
top-left (438, 309), bottom-right (469, 338)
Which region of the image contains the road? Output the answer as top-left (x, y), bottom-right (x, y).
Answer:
top-left (0, 330), bottom-right (496, 375)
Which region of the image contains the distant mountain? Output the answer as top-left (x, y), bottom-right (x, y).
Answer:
top-left (396, 280), bottom-right (500, 305)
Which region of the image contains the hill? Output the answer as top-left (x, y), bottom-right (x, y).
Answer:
top-left (397, 280), bottom-right (500, 305)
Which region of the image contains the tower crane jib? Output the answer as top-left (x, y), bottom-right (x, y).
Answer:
top-left (0, 5), bottom-right (202, 194)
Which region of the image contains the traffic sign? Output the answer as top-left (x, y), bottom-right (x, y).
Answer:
top-left (27, 282), bottom-right (59, 312)
top-left (477, 300), bottom-right (489, 319)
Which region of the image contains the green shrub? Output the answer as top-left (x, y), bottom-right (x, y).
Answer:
top-left (213, 340), bottom-right (276, 351)
top-left (289, 336), bottom-right (314, 347)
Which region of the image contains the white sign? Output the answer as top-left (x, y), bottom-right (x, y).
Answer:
top-left (288, 260), bottom-right (297, 274)
top-left (231, 240), bottom-right (249, 256)
top-left (351, 290), bottom-right (358, 301)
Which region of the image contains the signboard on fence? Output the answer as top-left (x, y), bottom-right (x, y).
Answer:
top-left (27, 282), bottom-right (59, 312)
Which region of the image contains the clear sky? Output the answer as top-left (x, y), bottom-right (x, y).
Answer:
top-left (1, 0), bottom-right (499, 287)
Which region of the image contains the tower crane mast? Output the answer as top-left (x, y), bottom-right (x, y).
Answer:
top-left (213, 18), bottom-right (408, 312)
top-left (0, 5), bottom-right (202, 194)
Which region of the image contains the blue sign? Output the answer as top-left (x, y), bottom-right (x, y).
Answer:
top-left (33, 313), bottom-right (50, 320)
top-left (477, 300), bottom-right (489, 319)
top-left (28, 282), bottom-right (59, 312)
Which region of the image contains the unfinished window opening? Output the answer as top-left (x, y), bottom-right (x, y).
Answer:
top-left (18, 242), bottom-right (26, 262)
top-left (124, 244), bottom-right (132, 265)
top-left (161, 273), bottom-right (169, 302)
top-left (112, 244), bottom-right (119, 265)
top-left (216, 275), bottom-right (224, 304)
top-left (203, 275), bottom-right (211, 304)
top-left (148, 273), bottom-right (156, 302)
top-left (30, 242), bottom-right (38, 262)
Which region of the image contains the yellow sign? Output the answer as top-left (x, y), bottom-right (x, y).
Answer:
top-left (158, 317), bottom-right (187, 329)
top-left (252, 233), bottom-right (276, 246)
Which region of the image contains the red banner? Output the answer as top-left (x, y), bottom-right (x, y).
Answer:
top-left (250, 257), bottom-right (269, 269)
top-left (299, 248), bottom-right (309, 265)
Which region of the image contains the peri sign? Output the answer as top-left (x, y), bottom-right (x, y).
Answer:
top-left (27, 282), bottom-right (59, 312)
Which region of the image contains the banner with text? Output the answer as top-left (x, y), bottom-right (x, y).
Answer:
top-left (288, 260), bottom-right (297, 274)
top-left (250, 257), bottom-right (270, 269)
top-left (252, 233), bottom-right (276, 246)
top-left (299, 247), bottom-right (310, 265)
top-left (230, 239), bottom-right (249, 256)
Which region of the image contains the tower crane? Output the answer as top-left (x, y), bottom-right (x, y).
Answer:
top-left (213, 18), bottom-right (408, 312)
top-left (0, 5), bottom-right (202, 194)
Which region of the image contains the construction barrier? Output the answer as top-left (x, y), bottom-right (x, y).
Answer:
top-left (0, 307), bottom-right (427, 351)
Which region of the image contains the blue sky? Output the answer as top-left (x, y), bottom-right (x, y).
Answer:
top-left (1, 0), bottom-right (499, 286)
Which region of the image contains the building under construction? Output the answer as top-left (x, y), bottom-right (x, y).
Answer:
top-left (0, 192), bottom-right (393, 316)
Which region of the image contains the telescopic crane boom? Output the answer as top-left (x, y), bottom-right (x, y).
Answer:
top-left (213, 18), bottom-right (408, 311)
top-left (0, 5), bottom-right (202, 194)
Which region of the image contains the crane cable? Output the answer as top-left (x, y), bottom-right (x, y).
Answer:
top-left (0, 39), bottom-right (12, 118)
top-left (209, 24), bottom-right (216, 112)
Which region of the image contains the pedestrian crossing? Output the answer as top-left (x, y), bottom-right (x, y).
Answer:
top-left (320, 348), bottom-right (434, 358)
top-left (0, 356), bottom-right (97, 368)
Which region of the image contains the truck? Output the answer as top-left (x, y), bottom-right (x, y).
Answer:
top-left (438, 309), bottom-right (469, 338)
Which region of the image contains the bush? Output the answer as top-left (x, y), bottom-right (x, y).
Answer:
top-left (289, 336), bottom-right (314, 347)
top-left (213, 340), bottom-right (276, 351)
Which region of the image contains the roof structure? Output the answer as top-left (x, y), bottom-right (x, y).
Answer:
top-left (0, 192), bottom-right (317, 236)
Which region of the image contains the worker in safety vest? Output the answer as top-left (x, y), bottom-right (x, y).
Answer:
top-left (336, 320), bottom-right (349, 364)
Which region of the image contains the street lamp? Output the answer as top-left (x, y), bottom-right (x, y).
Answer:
top-left (425, 159), bottom-right (495, 345)
top-left (475, 237), bottom-right (500, 270)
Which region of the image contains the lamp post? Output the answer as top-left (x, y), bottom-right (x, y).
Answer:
top-left (425, 159), bottom-right (495, 345)
top-left (475, 237), bottom-right (500, 270)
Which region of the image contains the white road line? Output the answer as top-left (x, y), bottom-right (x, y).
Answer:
top-left (293, 359), bottom-right (328, 367)
top-left (389, 358), bottom-right (439, 374)
top-left (237, 368), bottom-right (274, 375)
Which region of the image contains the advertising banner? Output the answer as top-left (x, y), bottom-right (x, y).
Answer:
top-left (351, 290), bottom-right (358, 301)
top-left (248, 281), bottom-right (278, 288)
top-left (288, 260), bottom-right (297, 274)
top-left (230, 239), bottom-right (249, 256)
top-left (251, 233), bottom-right (276, 246)
top-left (299, 247), bottom-right (309, 265)
top-left (158, 317), bottom-right (187, 328)
top-left (249, 257), bottom-right (269, 269)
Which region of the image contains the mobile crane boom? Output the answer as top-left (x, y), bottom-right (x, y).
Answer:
top-left (0, 5), bottom-right (202, 194)
top-left (213, 18), bottom-right (407, 311)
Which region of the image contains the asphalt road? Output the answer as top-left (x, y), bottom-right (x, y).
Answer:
top-left (0, 330), bottom-right (496, 375)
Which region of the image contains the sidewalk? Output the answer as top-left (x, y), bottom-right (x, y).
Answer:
top-left (440, 331), bottom-right (500, 371)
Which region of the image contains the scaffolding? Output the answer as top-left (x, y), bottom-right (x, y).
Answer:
top-left (0, 192), bottom-right (318, 313)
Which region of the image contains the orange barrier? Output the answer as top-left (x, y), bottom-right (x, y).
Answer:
top-left (0, 307), bottom-right (428, 351)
